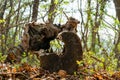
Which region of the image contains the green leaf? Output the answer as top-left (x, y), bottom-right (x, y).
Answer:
top-left (99, 63), bottom-right (103, 67)
top-left (63, 1), bottom-right (69, 5)
top-left (54, 0), bottom-right (58, 4)
top-left (0, 19), bottom-right (5, 23)
top-left (115, 19), bottom-right (119, 25)
top-left (2, 35), bottom-right (5, 39)
top-left (117, 43), bottom-right (120, 51)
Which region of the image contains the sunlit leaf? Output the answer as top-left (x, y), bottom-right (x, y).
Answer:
top-left (0, 19), bottom-right (5, 23)
top-left (2, 35), bottom-right (5, 39)
top-left (54, 0), bottom-right (58, 4)
top-left (63, 1), bottom-right (69, 5)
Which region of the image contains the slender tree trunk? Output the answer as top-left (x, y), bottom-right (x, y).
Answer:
top-left (113, 0), bottom-right (120, 69)
top-left (48, 0), bottom-right (56, 23)
top-left (13, 0), bottom-right (21, 45)
top-left (32, 0), bottom-right (39, 21)
top-left (91, 0), bottom-right (99, 52)
top-left (91, 0), bottom-right (106, 52)
top-left (4, 0), bottom-right (13, 54)
top-left (0, 0), bottom-right (7, 19)
top-left (0, 0), bottom-right (7, 54)
top-left (28, 4), bottom-right (32, 22)
top-left (78, 0), bottom-right (89, 51)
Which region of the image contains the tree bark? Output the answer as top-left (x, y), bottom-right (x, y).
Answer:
top-left (0, 0), bottom-right (7, 54)
top-left (13, 0), bottom-right (21, 45)
top-left (91, 0), bottom-right (106, 52)
top-left (4, 0), bottom-right (13, 54)
top-left (0, 0), bottom-right (7, 19)
top-left (32, 0), bottom-right (39, 21)
top-left (48, 0), bottom-right (56, 23)
top-left (113, 0), bottom-right (120, 21)
top-left (113, 0), bottom-right (120, 69)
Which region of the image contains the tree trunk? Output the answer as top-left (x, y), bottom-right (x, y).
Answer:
top-left (113, 0), bottom-right (120, 69)
top-left (48, 0), bottom-right (56, 23)
top-left (0, 0), bottom-right (7, 54)
top-left (13, 0), bottom-right (21, 45)
top-left (0, 0), bottom-right (7, 19)
top-left (32, 0), bottom-right (39, 21)
top-left (4, 0), bottom-right (13, 54)
top-left (91, 0), bottom-right (106, 52)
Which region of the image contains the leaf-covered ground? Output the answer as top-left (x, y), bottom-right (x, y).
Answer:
top-left (0, 63), bottom-right (119, 80)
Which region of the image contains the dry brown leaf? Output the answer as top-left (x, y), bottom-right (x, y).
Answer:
top-left (58, 70), bottom-right (67, 78)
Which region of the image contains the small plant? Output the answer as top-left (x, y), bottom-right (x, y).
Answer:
top-left (0, 53), bottom-right (7, 63)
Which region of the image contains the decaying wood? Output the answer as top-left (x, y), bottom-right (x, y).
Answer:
top-left (5, 21), bottom-right (61, 63)
top-left (61, 17), bottom-right (80, 32)
top-left (57, 31), bottom-right (83, 74)
top-left (39, 31), bottom-right (83, 75)
top-left (27, 21), bottom-right (61, 51)
top-left (5, 18), bottom-right (81, 75)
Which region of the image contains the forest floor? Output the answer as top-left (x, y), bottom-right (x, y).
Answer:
top-left (0, 63), bottom-right (119, 80)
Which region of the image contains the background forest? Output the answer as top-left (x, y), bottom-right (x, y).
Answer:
top-left (0, 0), bottom-right (120, 73)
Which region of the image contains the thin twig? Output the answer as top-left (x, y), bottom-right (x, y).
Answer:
top-left (63, 11), bottom-right (69, 20)
top-left (0, 72), bottom-right (29, 79)
top-left (90, 56), bottom-right (103, 63)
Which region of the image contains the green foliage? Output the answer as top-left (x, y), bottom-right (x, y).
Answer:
top-left (21, 52), bottom-right (40, 67)
top-left (54, 0), bottom-right (58, 4)
top-left (83, 51), bottom-right (117, 71)
top-left (2, 35), bottom-right (5, 40)
top-left (50, 39), bottom-right (63, 53)
top-left (0, 53), bottom-right (6, 62)
top-left (50, 39), bottom-right (62, 48)
top-left (117, 43), bottom-right (120, 51)
top-left (63, 1), bottom-right (69, 5)
top-left (0, 19), bottom-right (5, 23)
top-left (114, 19), bottom-right (120, 25)
top-left (40, 3), bottom-right (50, 9)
